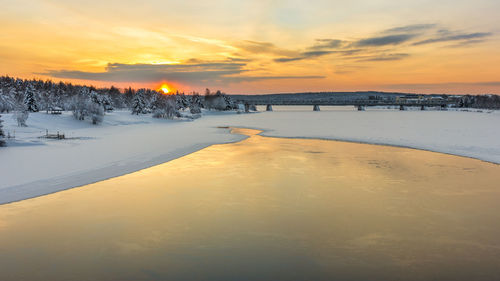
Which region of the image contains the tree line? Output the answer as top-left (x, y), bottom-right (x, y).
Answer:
top-left (0, 76), bottom-right (239, 146)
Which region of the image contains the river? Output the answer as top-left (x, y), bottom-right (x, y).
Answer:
top-left (1, 128), bottom-right (499, 280)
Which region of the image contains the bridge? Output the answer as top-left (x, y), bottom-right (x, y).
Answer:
top-left (232, 98), bottom-right (457, 111)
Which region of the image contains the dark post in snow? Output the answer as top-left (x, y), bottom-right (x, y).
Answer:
top-left (357, 105), bottom-right (365, 111)
top-left (421, 105), bottom-right (425, 111)
top-left (244, 103), bottom-right (250, 113)
top-left (266, 104), bottom-right (273, 111)
top-left (399, 105), bottom-right (405, 111)
top-left (313, 105), bottom-right (320, 111)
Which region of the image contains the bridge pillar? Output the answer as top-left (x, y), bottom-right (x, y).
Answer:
top-left (357, 105), bottom-right (365, 111)
top-left (399, 105), bottom-right (405, 111)
top-left (266, 104), bottom-right (273, 111)
top-left (313, 105), bottom-right (320, 111)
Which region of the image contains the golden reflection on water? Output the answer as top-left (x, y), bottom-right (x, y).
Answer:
top-left (1, 128), bottom-right (500, 280)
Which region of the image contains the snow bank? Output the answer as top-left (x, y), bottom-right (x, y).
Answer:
top-left (0, 111), bottom-right (245, 204)
top-left (221, 106), bottom-right (500, 165)
top-left (1, 107), bottom-right (499, 204)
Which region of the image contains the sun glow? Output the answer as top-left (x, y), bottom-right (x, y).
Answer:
top-left (158, 84), bottom-right (171, 95)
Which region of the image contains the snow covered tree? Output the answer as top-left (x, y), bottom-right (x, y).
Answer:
top-left (0, 88), bottom-right (16, 113)
top-left (151, 94), bottom-right (178, 119)
top-left (71, 89), bottom-right (104, 124)
top-left (89, 101), bottom-right (104, 125)
top-left (190, 94), bottom-right (202, 114)
top-left (72, 88), bottom-right (91, 120)
top-left (72, 94), bottom-right (87, 120)
top-left (0, 114), bottom-right (5, 147)
top-left (100, 94), bottom-right (113, 112)
top-left (90, 90), bottom-right (101, 105)
top-left (88, 90), bottom-right (105, 124)
top-left (131, 91), bottom-right (146, 115)
top-left (176, 94), bottom-right (189, 111)
top-left (124, 87), bottom-right (135, 106)
top-left (107, 86), bottom-right (124, 109)
top-left (23, 85), bottom-right (39, 112)
top-left (39, 89), bottom-right (54, 113)
top-left (164, 96), bottom-right (178, 119)
top-left (204, 90), bottom-right (232, 111)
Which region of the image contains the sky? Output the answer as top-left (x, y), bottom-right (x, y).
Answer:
top-left (1, 0), bottom-right (499, 94)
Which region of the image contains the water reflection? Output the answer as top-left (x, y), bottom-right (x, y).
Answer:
top-left (1, 128), bottom-right (499, 281)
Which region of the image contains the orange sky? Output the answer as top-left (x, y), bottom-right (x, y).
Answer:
top-left (1, 0), bottom-right (499, 94)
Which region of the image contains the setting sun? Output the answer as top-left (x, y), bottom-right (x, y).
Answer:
top-left (158, 84), bottom-right (171, 95)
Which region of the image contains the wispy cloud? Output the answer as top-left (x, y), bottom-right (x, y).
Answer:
top-left (36, 23), bottom-right (495, 87)
top-left (40, 61), bottom-right (324, 84)
top-left (274, 50), bottom-right (335, 62)
top-left (383, 24), bottom-right (437, 34)
top-left (235, 40), bottom-right (297, 57)
top-left (272, 23), bottom-right (493, 65)
top-left (355, 34), bottom-right (416, 47)
top-left (413, 32), bottom-right (493, 45)
top-left (308, 39), bottom-right (344, 50)
top-left (357, 53), bottom-right (410, 62)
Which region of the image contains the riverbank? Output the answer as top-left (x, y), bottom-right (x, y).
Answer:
top-left (1, 107), bottom-right (499, 204)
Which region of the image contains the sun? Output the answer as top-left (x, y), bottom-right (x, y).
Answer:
top-left (158, 84), bottom-right (171, 95)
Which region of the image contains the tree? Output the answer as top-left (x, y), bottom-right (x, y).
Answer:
top-left (176, 94), bottom-right (189, 110)
top-left (71, 89), bottom-right (104, 124)
top-left (89, 101), bottom-right (104, 125)
top-left (0, 114), bottom-right (5, 147)
top-left (124, 87), bottom-right (135, 106)
top-left (0, 88), bottom-right (16, 113)
top-left (151, 94), bottom-right (178, 119)
top-left (23, 85), bottom-right (39, 112)
top-left (131, 91), bottom-right (146, 115)
top-left (190, 94), bottom-right (202, 114)
top-left (40, 88), bottom-right (54, 113)
top-left (204, 90), bottom-right (232, 111)
top-left (72, 94), bottom-right (88, 121)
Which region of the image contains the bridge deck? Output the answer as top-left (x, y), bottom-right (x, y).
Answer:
top-left (234, 99), bottom-right (454, 107)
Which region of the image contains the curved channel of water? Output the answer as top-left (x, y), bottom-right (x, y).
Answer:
top-left (1, 128), bottom-right (499, 280)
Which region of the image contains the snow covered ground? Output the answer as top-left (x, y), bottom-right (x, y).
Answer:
top-left (1, 106), bottom-right (499, 204)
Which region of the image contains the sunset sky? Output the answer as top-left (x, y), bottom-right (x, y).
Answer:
top-left (1, 0), bottom-right (499, 94)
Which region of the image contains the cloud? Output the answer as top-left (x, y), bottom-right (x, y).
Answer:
top-left (355, 34), bottom-right (416, 47)
top-left (383, 24), bottom-right (437, 34)
top-left (308, 39), bottom-right (343, 50)
top-left (40, 61), bottom-right (324, 84)
top-left (413, 32), bottom-right (492, 45)
top-left (358, 53), bottom-right (410, 62)
top-left (219, 75), bottom-right (325, 83)
top-left (37, 24), bottom-right (494, 86)
top-left (235, 40), bottom-right (297, 56)
top-left (243, 24), bottom-right (491, 65)
top-left (274, 50), bottom-right (335, 62)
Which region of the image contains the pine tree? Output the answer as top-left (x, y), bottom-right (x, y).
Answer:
top-left (89, 91), bottom-right (104, 124)
top-left (0, 114), bottom-right (5, 147)
top-left (131, 92), bottom-right (146, 115)
top-left (24, 85), bottom-right (39, 112)
top-left (190, 94), bottom-right (202, 114)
